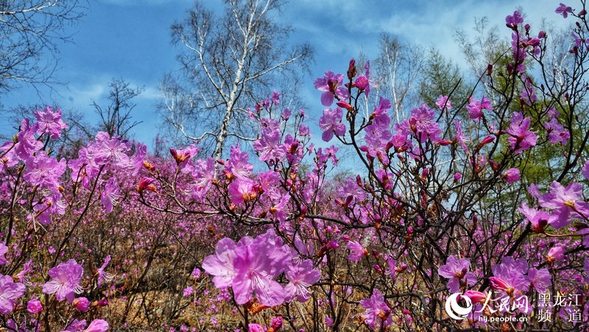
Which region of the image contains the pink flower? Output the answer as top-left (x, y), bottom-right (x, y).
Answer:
top-left (231, 233), bottom-right (291, 306)
top-left (97, 255), bottom-right (113, 287)
top-left (466, 96), bottom-right (492, 120)
top-left (545, 117), bottom-right (569, 144)
top-left (254, 118), bottom-right (286, 162)
top-left (464, 290), bottom-right (487, 304)
top-left (518, 203), bottom-right (553, 233)
top-left (538, 181), bottom-right (589, 229)
top-left (225, 146), bottom-right (253, 179)
top-left (527, 268), bottom-right (551, 292)
top-left (228, 177), bottom-right (259, 206)
top-left (491, 257), bottom-right (530, 296)
top-left (73, 297), bottom-right (90, 312)
top-left (435, 95), bottom-right (452, 110)
top-left (43, 259), bottom-right (84, 303)
top-left (319, 108), bottom-right (346, 142)
top-left (556, 3), bottom-right (573, 18)
top-left (284, 259), bottom-right (320, 302)
top-left (100, 178), bottom-right (120, 213)
top-left (355, 75), bottom-right (369, 92)
top-left (438, 256), bottom-right (476, 292)
top-left (85, 319), bottom-right (109, 332)
top-left (0, 244), bottom-right (7, 265)
top-left (453, 172), bottom-right (462, 182)
top-left (191, 267), bottom-right (201, 280)
top-left (27, 298), bottom-right (43, 314)
top-left (34, 106), bottom-right (67, 139)
top-left (506, 10), bottom-right (523, 28)
top-left (248, 324), bottom-right (265, 332)
top-left (202, 238), bottom-right (238, 289)
top-left (506, 112), bottom-right (537, 154)
top-left (191, 158), bottom-right (215, 200)
top-left (203, 230), bottom-right (298, 307)
top-left (346, 241), bottom-right (367, 263)
top-left (183, 286), bottom-right (194, 297)
top-left (546, 245), bottom-right (565, 263)
top-left (0, 275), bottom-right (25, 314)
top-left (170, 144), bottom-right (199, 168)
top-left (314, 71), bottom-right (349, 106)
top-left (270, 316), bottom-right (283, 330)
top-left (360, 289), bottom-right (392, 330)
top-left (15, 119), bottom-right (43, 161)
top-left (407, 104), bottom-right (442, 143)
top-left (503, 168), bottom-right (521, 184)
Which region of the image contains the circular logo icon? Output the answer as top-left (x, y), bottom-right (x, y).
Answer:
top-left (445, 293), bottom-right (473, 320)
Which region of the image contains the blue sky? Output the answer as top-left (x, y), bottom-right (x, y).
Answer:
top-left (0, 0), bottom-right (569, 147)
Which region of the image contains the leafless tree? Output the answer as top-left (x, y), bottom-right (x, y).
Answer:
top-left (373, 33), bottom-right (424, 123)
top-left (0, 0), bottom-right (83, 92)
top-left (160, 0), bottom-right (312, 158)
top-left (93, 79), bottom-right (143, 139)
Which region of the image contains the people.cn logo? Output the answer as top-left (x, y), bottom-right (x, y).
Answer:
top-left (445, 293), bottom-right (473, 320)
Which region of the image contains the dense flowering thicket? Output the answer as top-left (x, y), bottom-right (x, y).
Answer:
top-left (1, 3), bottom-right (589, 332)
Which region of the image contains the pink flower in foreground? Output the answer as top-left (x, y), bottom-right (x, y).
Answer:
top-left (347, 241), bottom-right (368, 263)
top-left (527, 268), bottom-right (551, 293)
top-left (538, 181), bottom-right (589, 229)
top-left (518, 203), bottom-right (553, 233)
top-left (43, 259), bottom-right (83, 303)
top-left (546, 245), bottom-right (565, 263)
top-left (506, 112), bottom-right (537, 154)
top-left (438, 256), bottom-right (476, 292)
top-left (503, 168), bottom-right (521, 184)
top-left (231, 232), bottom-right (291, 306)
top-left (73, 297), bottom-right (90, 312)
top-left (466, 96), bottom-right (492, 120)
top-left (360, 289), bottom-right (392, 330)
top-left (27, 298), bottom-right (43, 314)
top-left (170, 144), bottom-right (199, 168)
top-left (314, 71), bottom-right (349, 106)
top-left (556, 3), bottom-right (573, 18)
top-left (491, 256), bottom-right (530, 296)
top-left (0, 275), bottom-right (25, 314)
top-left (85, 319), bottom-right (109, 332)
top-left (35, 106), bottom-right (67, 139)
top-left (202, 238), bottom-right (238, 289)
top-left (319, 108), bottom-right (346, 142)
top-left (464, 290), bottom-right (487, 304)
top-left (284, 259), bottom-right (321, 302)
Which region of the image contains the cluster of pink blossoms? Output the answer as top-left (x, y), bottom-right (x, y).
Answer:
top-left (202, 229), bottom-right (320, 307)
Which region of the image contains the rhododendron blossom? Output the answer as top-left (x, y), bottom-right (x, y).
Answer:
top-left (438, 256), bottom-right (476, 292)
top-left (360, 289), bottom-right (392, 329)
top-left (43, 259), bottom-right (84, 302)
top-left (0, 275), bottom-right (25, 314)
top-left (319, 107), bottom-right (346, 142)
top-left (314, 71), bottom-right (349, 106)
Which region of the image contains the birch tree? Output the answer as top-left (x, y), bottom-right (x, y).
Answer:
top-left (0, 0), bottom-right (82, 91)
top-left (161, 0), bottom-right (312, 158)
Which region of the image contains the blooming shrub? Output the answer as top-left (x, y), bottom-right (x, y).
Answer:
top-left (0, 2), bottom-right (589, 331)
